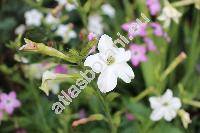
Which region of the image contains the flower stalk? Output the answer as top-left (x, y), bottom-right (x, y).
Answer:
top-left (172, 0), bottom-right (196, 7)
top-left (92, 83), bottom-right (117, 133)
top-left (161, 52), bottom-right (187, 81)
top-left (132, 87), bottom-right (158, 102)
top-left (182, 99), bottom-right (200, 108)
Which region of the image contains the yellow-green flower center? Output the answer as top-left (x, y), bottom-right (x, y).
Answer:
top-left (106, 56), bottom-right (115, 65)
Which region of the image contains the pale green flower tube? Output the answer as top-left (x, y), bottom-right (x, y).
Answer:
top-left (19, 38), bottom-right (72, 62)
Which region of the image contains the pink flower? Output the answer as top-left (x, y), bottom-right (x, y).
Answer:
top-left (130, 44), bottom-right (147, 66)
top-left (125, 112), bottom-right (135, 121)
top-left (144, 37), bottom-right (157, 51)
top-left (87, 32), bottom-right (96, 41)
top-left (54, 65), bottom-right (67, 74)
top-left (146, 0), bottom-right (160, 16)
top-left (0, 91), bottom-right (21, 115)
top-left (121, 22), bottom-right (147, 39)
top-left (150, 23), bottom-right (163, 36)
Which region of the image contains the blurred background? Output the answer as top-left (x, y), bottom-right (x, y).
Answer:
top-left (0, 0), bottom-right (199, 132)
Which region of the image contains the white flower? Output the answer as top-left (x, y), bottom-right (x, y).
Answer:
top-left (44, 13), bottom-right (59, 25)
top-left (15, 24), bottom-right (26, 35)
top-left (101, 4), bottom-right (115, 18)
top-left (178, 109), bottom-right (192, 129)
top-left (158, 2), bottom-right (182, 28)
top-left (40, 71), bottom-right (58, 95)
top-left (65, 2), bottom-right (77, 11)
top-left (56, 0), bottom-right (67, 5)
top-left (88, 14), bottom-right (104, 35)
top-left (24, 9), bottom-right (43, 26)
top-left (55, 24), bottom-right (77, 43)
top-left (149, 89), bottom-right (181, 121)
top-left (14, 54), bottom-right (29, 63)
top-left (195, 0), bottom-right (200, 9)
top-left (84, 34), bottom-right (135, 93)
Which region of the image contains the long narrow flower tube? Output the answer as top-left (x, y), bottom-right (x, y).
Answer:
top-left (40, 71), bottom-right (80, 96)
top-left (19, 38), bottom-right (73, 63)
top-left (161, 52), bottom-right (187, 80)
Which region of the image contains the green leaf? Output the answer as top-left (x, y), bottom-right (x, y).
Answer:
top-left (80, 39), bottom-right (98, 57)
top-left (106, 92), bottom-right (120, 102)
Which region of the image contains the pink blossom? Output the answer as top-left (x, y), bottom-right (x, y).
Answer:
top-left (130, 44), bottom-right (148, 66)
top-left (121, 22), bottom-right (147, 39)
top-left (146, 0), bottom-right (160, 16)
top-left (54, 65), bottom-right (67, 74)
top-left (144, 37), bottom-right (157, 51)
top-left (0, 91), bottom-right (21, 115)
top-left (87, 32), bottom-right (96, 41)
top-left (150, 23), bottom-right (163, 36)
top-left (125, 112), bottom-right (135, 121)
top-left (88, 46), bottom-right (96, 54)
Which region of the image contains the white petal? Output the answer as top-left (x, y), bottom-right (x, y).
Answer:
top-left (98, 34), bottom-right (115, 53)
top-left (150, 108), bottom-right (165, 121)
top-left (162, 89), bottom-right (173, 102)
top-left (115, 48), bottom-right (131, 63)
top-left (169, 97), bottom-right (182, 110)
top-left (97, 67), bottom-right (117, 93)
top-left (115, 63), bottom-right (134, 83)
top-left (164, 108), bottom-right (177, 121)
top-left (149, 97), bottom-right (162, 109)
top-left (84, 53), bottom-right (107, 73)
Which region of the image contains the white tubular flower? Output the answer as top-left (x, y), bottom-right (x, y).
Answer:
top-left (24, 9), bottom-right (43, 27)
top-left (88, 14), bottom-right (104, 35)
top-left (44, 13), bottom-right (59, 25)
top-left (40, 71), bottom-right (57, 95)
top-left (55, 24), bottom-right (77, 43)
top-left (56, 0), bottom-right (67, 5)
top-left (84, 34), bottom-right (135, 93)
top-left (158, 1), bottom-right (182, 28)
top-left (195, 0), bottom-right (200, 9)
top-left (15, 24), bottom-right (26, 35)
top-left (65, 0), bottom-right (77, 11)
top-left (149, 89), bottom-right (182, 121)
top-left (178, 109), bottom-right (192, 129)
top-left (101, 3), bottom-right (115, 18)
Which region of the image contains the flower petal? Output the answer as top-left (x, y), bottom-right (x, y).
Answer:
top-left (162, 89), bottom-right (173, 102)
top-left (164, 109), bottom-right (177, 121)
top-left (150, 108), bottom-right (165, 121)
top-left (98, 34), bottom-right (115, 53)
top-left (149, 97), bottom-right (162, 109)
top-left (115, 48), bottom-right (131, 63)
top-left (115, 63), bottom-right (134, 83)
top-left (97, 67), bottom-right (117, 93)
top-left (169, 97), bottom-right (181, 110)
top-left (84, 53), bottom-right (107, 73)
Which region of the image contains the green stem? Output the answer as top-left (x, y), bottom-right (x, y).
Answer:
top-left (172, 0), bottom-right (195, 7)
top-left (92, 83), bottom-right (117, 133)
top-left (132, 87), bottom-right (158, 102)
top-left (29, 80), bottom-right (51, 133)
top-left (183, 99), bottom-right (200, 108)
top-left (161, 52), bottom-right (187, 81)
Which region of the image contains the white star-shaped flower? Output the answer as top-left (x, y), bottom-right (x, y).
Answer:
top-left (101, 4), bottom-right (115, 18)
top-left (149, 89), bottom-right (181, 121)
top-left (24, 9), bottom-right (43, 27)
top-left (55, 24), bottom-right (77, 43)
top-left (88, 14), bottom-right (104, 35)
top-left (84, 34), bottom-right (135, 93)
top-left (158, 2), bottom-right (182, 28)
